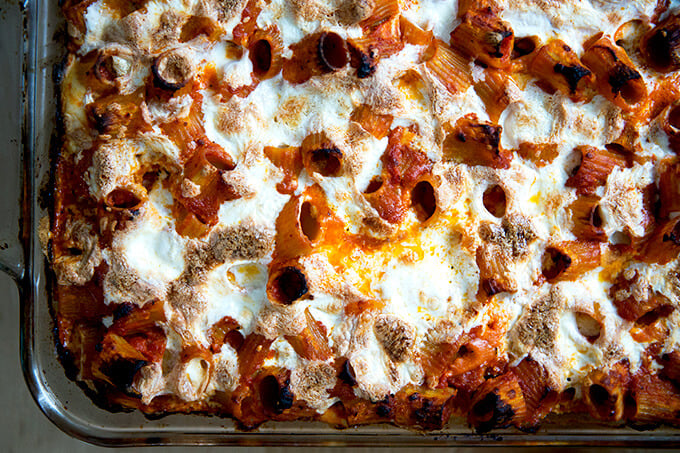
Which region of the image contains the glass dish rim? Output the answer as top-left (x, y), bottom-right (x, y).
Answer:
top-left (14, 0), bottom-right (680, 445)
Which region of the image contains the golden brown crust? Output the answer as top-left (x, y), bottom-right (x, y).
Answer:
top-left (209, 222), bottom-right (274, 262)
top-left (335, 0), bottom-right (375, 24)
top-left (509, 289), bottom-right (564, 360)
top-left (373, 315), bottom-right (416, 362)
top-left (290, 361), bottom-right (337, 410)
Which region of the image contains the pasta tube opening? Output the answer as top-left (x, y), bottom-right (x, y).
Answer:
top-left (411, 180), bottom-right (437, 222)
top-left (104, 185), bottom-right (147, 211)
top-left (574, 312), bottom-right (602, 343)
top-left (641, 14), bottom-right (680, 72)
top-left (482, 184), bottom-right (506, 218)
top-left (152, 48), bottom-right (195, 91)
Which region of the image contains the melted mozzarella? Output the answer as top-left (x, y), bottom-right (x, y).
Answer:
top-left (371, 226), bottom-right (479, 338)
top-left (203, 74), bottom-right (357, 159)
top-left (557, 310), bottom-right (603, 382)
top-left (116, 187), bottom-right (186, 284)
top-left (256, 0), bottom-right (363, 50)
top-left (500, 0), bottom-right (659, 51)
top-left (401, 0), bottom-right (460, 39)
top-left (216, 161), bottom-right (289, 227)
top-left (204, 262), bottom-right (268, 334)
top-left (556, 272), bottom-right (646, 383)
top-left (264, 337), bottom-right (301, 370)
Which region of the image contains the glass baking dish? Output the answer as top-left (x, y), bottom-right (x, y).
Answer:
top-left (10, 0), bottom-right (680, 446)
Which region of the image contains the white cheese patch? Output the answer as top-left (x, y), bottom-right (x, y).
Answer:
top-left (263, 337), bottom-right (301, 370)
top-left (557, 310), bottom-right (604, 383)
top-left (82, 1), bottom-right (118, 54)
top-left (202, 74), bottom-right (357, 159)
top-left (500, 87), bottom-right (619, 152)
top-left (203, 262), bottom-right (268, 335)
top-left (117, 188), bottom-right (186, 283)
top-left (556, 271), bottom-right (647, 383)
top-left (371, 228), bottom-right (479, 340)
top-left (121, 224), bottom-right (185, 281)
top-left (210, 42), bottom-right (254, 89)
top-left (216, 160), bottom-right (289, 228)
top-left (500, 0), bottom-right (659, 52)
top-left (401, 0), bottom-right (460, 40)
top-left (256, 0), bottom-right (363, 49)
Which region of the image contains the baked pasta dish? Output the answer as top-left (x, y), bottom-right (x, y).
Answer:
top-left (48, 0), bottom-right (680, 432)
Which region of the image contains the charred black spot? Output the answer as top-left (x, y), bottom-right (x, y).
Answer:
top-left (553, 63), bottom-right (591, 93)
top-left (113, 303), bottom-right (134, 321)
top-left (475, 124), bottom-right (501, 152)
top-left (471, 392), bottom-right (515, 433)
top-left (57, 347), bottom-right (80, 381)
top-left (408, 392), bottom-right (420, 401)
top-left (375, 394), bottom-right (395, 417)
top-left (608, 64), bottom-right (641, 95)
top-left (376, 402), bottom-right (392, 417)
top-left (339, 359), bottom-right (357, 386)
top-left (101, 359), bottom-right (147, 393)
top-left (277, 384), bottom-right (295, 411)
top-left (456, 132), bottom-right (467, 142)
top-left (357, 50), bottom-right (377, 78)
top-left (414, 398), bottom-right (446, 429)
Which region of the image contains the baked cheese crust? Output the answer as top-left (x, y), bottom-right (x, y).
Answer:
top-left (50, 0), bottom-right (680, 432)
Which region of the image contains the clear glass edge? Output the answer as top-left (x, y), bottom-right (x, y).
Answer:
top-left (16, 0), bottom-right (680, 446)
